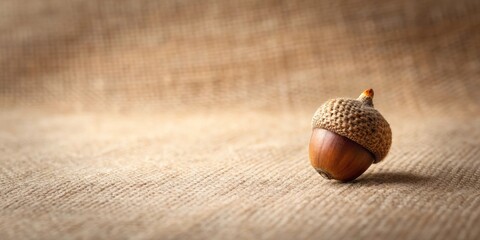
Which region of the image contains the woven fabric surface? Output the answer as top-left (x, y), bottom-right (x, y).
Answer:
top-left (1, 0), bottom-right (480, 239)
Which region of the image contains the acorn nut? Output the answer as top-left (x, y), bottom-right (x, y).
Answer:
top-left (309, 89), bottom-right (392, 182)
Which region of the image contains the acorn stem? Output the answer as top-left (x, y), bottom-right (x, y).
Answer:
top-left (357, 88), bottom-right (374, 107)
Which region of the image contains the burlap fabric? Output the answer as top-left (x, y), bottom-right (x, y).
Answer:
top-left (1, 0), bottom-right (479, 239)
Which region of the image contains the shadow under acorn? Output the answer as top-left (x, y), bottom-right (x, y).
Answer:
top-left (334, 171), bottom-right (434, 186)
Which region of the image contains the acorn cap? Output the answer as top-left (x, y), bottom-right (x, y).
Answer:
top-left (311, 89), bottom-right (392, 163)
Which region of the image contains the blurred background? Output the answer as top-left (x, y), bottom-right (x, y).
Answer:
top-left (1, 0), bottom-right (478, 114)
top-left (1, 1), bottom-right (480, 240)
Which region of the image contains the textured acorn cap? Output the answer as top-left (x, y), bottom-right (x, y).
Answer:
top-left (311, 89), bottom-right (392, 163)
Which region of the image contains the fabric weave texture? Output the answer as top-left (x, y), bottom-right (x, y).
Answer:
top-left (1, 0), bottom-right (480, 240)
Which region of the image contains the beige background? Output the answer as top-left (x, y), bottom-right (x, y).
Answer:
top-left (1, 0), bottom-right (479, 239)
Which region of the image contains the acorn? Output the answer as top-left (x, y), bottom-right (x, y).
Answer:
top-left (309, 89), bottom-right (392, 182)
